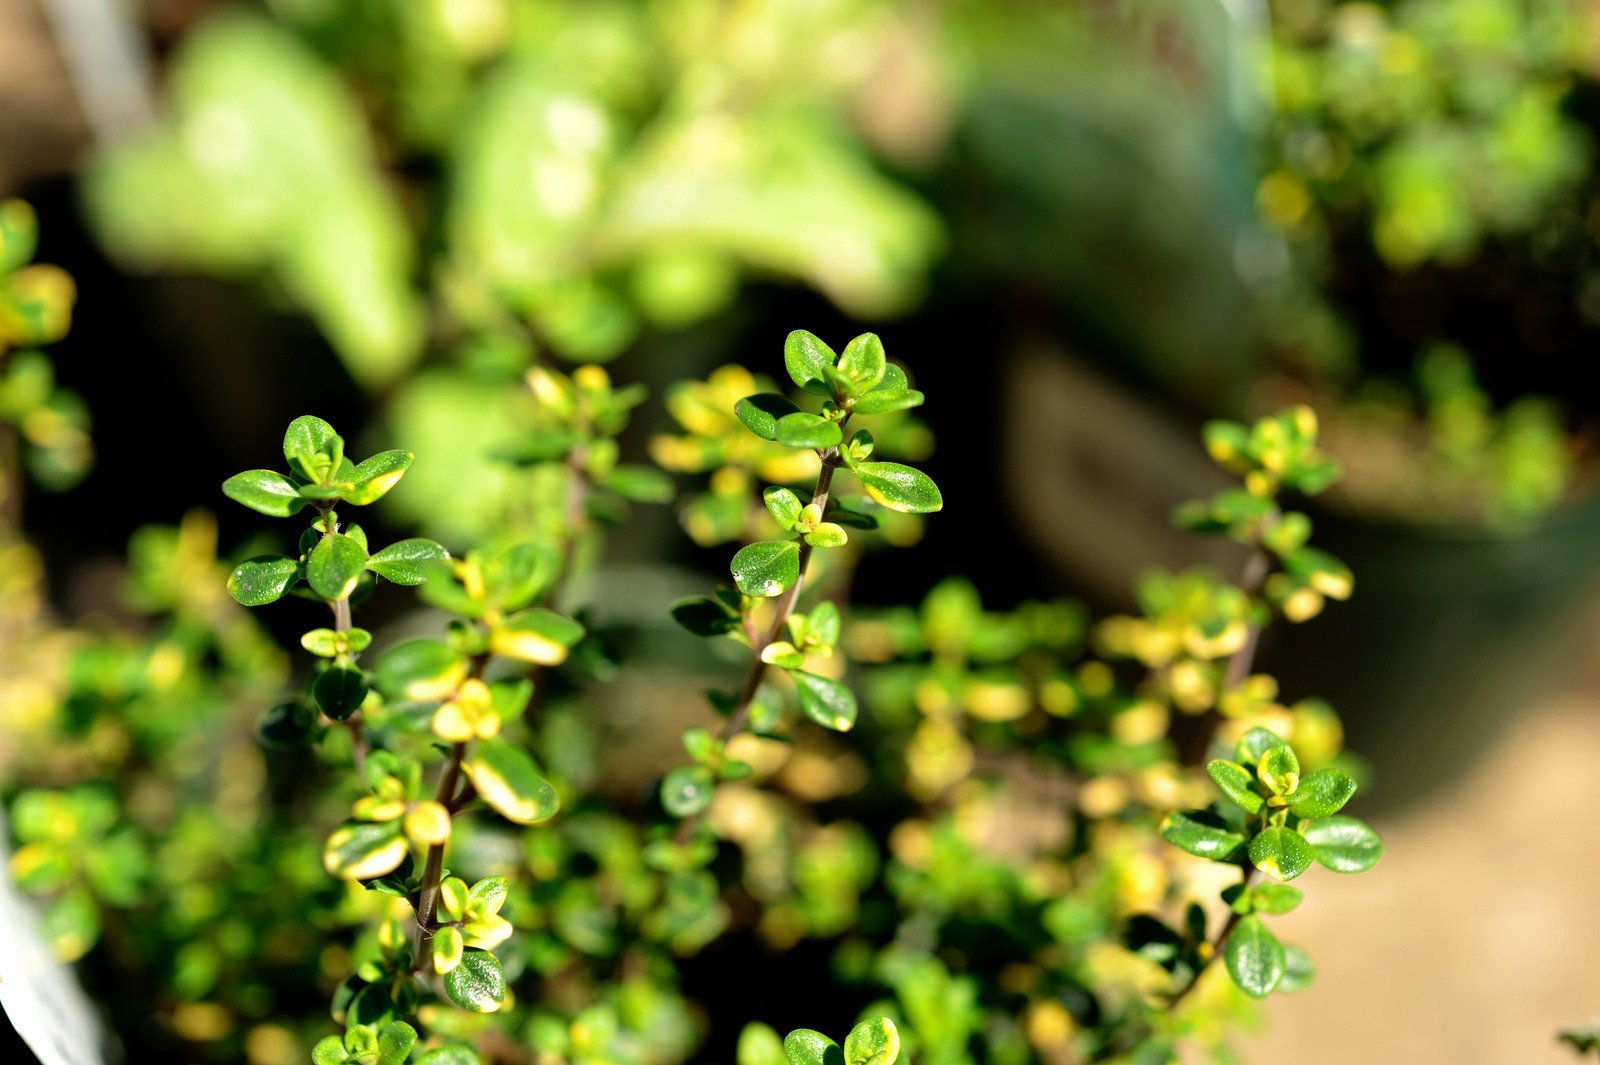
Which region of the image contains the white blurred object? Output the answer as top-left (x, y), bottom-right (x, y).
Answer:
top-left (0, 813), bottom-right (107, 1065)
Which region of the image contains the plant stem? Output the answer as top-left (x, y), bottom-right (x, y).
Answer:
top-left (411, 741), bottom-right (467, 970)
top-left (717, 449), bottom-right (841, 743)
top-left (1166, 864), bottom-right (1258, 1009)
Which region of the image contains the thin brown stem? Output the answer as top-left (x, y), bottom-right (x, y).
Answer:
top-left (718, 451), bottom-right (840, 742)
top-left (411, 742), bottom-right (467, 970)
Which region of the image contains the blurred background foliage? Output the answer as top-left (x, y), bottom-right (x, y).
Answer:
top-left (7, 0), bottom-right (1600, 1062)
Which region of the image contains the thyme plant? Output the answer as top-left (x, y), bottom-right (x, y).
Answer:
top-left (7, 312), bottom-right (1389, 1065)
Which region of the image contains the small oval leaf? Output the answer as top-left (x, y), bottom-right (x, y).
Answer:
top-left (1159, 810), bottom-right (1247, 862)
top-left (731, 540), bottom-right (800, 598)
top-left (1286, 768), bottom-right (1357, 819)
top-left (735, 393), bottom-right (801, 441)
top-left (1302, 815), bottom-right (1383, 873)
top-left (852, 461), bottom-right (942, 514)
top-left (308, 533), bottom-right (369, 601)
top-left (1248, 825), bottom-right (1317, 882)
top-left (442, 949), bottom-right (506, 1013)
top-left (462, 738), bottom-right (560, 825)
top-left (222, 470), bottom-right (306, 518)
top-left (366, 538), bottom-right (450, 586)
top-left (1224, 913), bottom-right (1285, 999)
top-left (792, 670), bottom-right (857, 732)
top-left (227, 555), bottom-right (300, 606)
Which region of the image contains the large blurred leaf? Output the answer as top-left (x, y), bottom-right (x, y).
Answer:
top-left (83, 13), bottom-right (422, 386)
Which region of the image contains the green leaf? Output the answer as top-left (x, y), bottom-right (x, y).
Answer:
top-left (438, 877), bottom-right (469, 922)
top-left (488, 679), bottom-right (532, 724)
top-left (1257, 745), bottom-right (1300, 796)
top-left (670, 597), bottom-right (739, 638)
top-left (373, 639), bottom-right (468, 702)
top-left (1224, 914), bottom-right (1285, 999)
top-left (1302, 816), bottom-right (1383, 873)
top-left (1236, 727), bottom-right (1288, 764)
top-left (661, 765), bottom-right (714, 818)
top-left (222, 470), bottom-right (306, 517)
top-left (1159, 809), bottom-right (1247, 861)
top-left (784, 330), bottom-right (837, 395)
top-left (792, 671), bottom-right (857, 732)
top-left (491, 609), bottom-right (586, 664)
top-left (1206, 760), bottom-right (1264, 814)
top-left (1286, 768), bottom-right (1357, 819)
top-left (312, 1037), bottom-right (349, 1065)
top-left (803, 523), bottom-right (848, 548)
top-left (324, 821), bottom-right (408, 881)
top-left (463, 738), bottom-right (559, 825)
top-left (843, 1017), bottom-right (899, 1065)
top-left (836, 333), bottom-right (887, 393)
top-left (731, 540), bottom-right (800, 598)
top-left (1279, 944), bottom-right (1315, 993)
top-left (417, 1047), bottom-right (482, 1065)
top-left (735, 393), bottom-right (801, 441)
top-left (432, 925), bottom-right (464, 975)
top-left (313, 666), bottom-right (369, 721)
top-left (764, 486), bottom-right (804, 530)
top-left (366, 538), bottom-right (450, 585)
top-left (443, 949), bottom-right (506, 1013)
top-left (301, 629), bottom-right (341, 657)
top-left (737, 1023), bottom-right (789, 1065)
top-left (776, 412), bottom-right (843, 449)
top-left (1249, 883), bottom-right (1304, 915)
top-left (852, 461), bottom-right (942, 514)
top-left (345, 450), bottom-right (414, 505)
top-left (852, 388), bottom-right (924, 415)
top-left (377, 1022), bottom-right (418, 1065)
top-left (227, 555), bottom-right (300, 606)
top-left (468, 875), bottom-right (509, 914)
top-left (604, 465), bottom-right (675, 504)
top-left (299, 482), bottom-right (349, 501)
top-left (257, 701), bottom-right (317, 750)
top-left (1248, 826), bottom-right (1317, 882)
top-left (283, 415), bottom-right (338, 478)
top-left (490, 429), bottom-right (582, 466)
top-left (308, 533), bottom-right (368, 600)
top-left (783, 1029), bottom-right (844, 1065)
